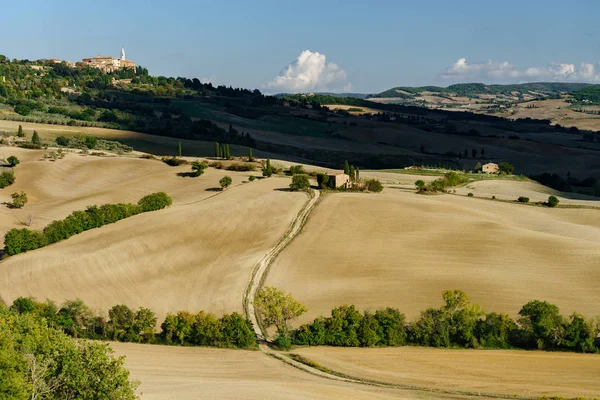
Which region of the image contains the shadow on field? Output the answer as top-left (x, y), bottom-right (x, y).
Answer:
top-left (176, 172), bottom-right (197, 178)
top-left (205, 187), bottom-right (222, 192)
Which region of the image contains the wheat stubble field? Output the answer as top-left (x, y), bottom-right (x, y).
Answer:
top-left (0, 149), bottom-right (307, 320)
top-left (267, 189), bottom-right (600, 322)
top-left (1, 135), bottom-right (600, 399)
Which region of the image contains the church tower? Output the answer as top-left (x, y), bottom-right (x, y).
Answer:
top-left (120, 47), bottom-right (126, 60)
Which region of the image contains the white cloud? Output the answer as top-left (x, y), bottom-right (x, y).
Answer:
top-left (441, 58), bottom-right (600, 83)
top-left (266, 50), bottom-right (351, 92)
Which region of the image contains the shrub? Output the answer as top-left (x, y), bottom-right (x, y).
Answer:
top-left (248, 175), bottom-right (256, 182)
top-left (467, 192), bottom-right (474, 197)
top-left (7, 155), bottom-right (19, 167)
top-left (83, 135), bottom-right (98, 149)
top-left (14, 104), bottom-right (31, 116)
top-left (31, 130), bottom-right (41, 145)
top-left (219, 176), bottom-right (232, 190)
top-left (365, 179), bottom-right (383, 192)
top-left (428, 172), bottom-right (467, 192)
top-left (16, 124), bottom-right (24, 137)
top-left (137, 192), bottom-right (172, 212)
top-left (161, 156), bottom-right (187, 166)
top-left (547, 195), bottom-right (559, 207)
top-left (289, 165), bottom-right (305, 175)
top-left (209, 161), bottom-right (224, 169)
top-left (289, 174), bottom-right (310, 191)
top-left (191, 161), bottom-right (208, 176)
top-left (226, 163), bottom-right (254, 171)
top-left (262, 158), bottom-right (273, 177)
top-left (11, 191), bottom-right (27, 208)
top-left (492, 195), bottom-right (496, 200)
top-left (0, 171), bottom-right (15, 188)
top-left (316, 173), bottom-right (329, 189)
top-left (415, 180), bottom-right (425, 191)
top-left (517, 196), bottom-right (529, 203)
top-left (56, 135), bottom-right (70, 146)
top-left (498, 162), bottom-right (515, 175)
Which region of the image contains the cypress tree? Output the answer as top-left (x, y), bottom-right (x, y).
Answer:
top-left (349, 165), bottom-right (355, 181)
top-left (32, 130), bottom-right (40, 145)
top-left (267, 158), bottom-right (271, 170)
top-left (215, 142), bottom-right (220, 158)
top-left (17, 125), bottom-right (24, 137)
top-left (356, 167), bottom-right (360, 181)
top-left (344, 160), bottom-right (350, 175)
top-left (248, 148), bottom-right (253, 162)
top-left (178, 141), bottom-right (182, 157)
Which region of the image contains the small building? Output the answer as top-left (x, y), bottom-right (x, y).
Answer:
top-left (482, 163), bottom-right (499, 174)
top-left (82, 48), bottom-right (136, 73)
top-left (328, 173), bottom-right (350, 188)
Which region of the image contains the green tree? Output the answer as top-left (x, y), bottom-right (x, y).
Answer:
top-left (562, 313), bottom-right (596, 352)
top-left (7, 155), bottom-right (20, 167)
top-left (343, 160), bottom-right (350, 175)
top-left (254, 286), bottom-right (308, 339)
top-left (215, 142), bottom-right (221, 158)
top-left (177, 140), bottom-right (182, 157)
top-left (10, 191), bottom-right (27, 209)
top-left (349, 165), bottom-right (356, 181)
top-left (108, 304), bottom-right (135, 341)
top-left (317, 173), bottom-right (329, 189)
top-left (219, 175), bottom-right (232, 190)
top-left (289, 174), bottom-right (310, 191)
top-left (191, 161), bottom-right (207, 177)
top-left (473, 162), bottom-right (482, 172)
top-left (365, 179), bottom-right (383, 192)
top-left (415, 180), bottom-right (426, 191)
top-left (498, 162), bottom-right (515, 175)
top-left (355, 167), bottom-right (360, 181)
top-left (31, 130), bottom-right (40, 145)
top-left (248, 147), bottom-right (254, 162)
top-left (133, 307), bottom-right (157, 343)
top-left (17, 125), bottom-right (24, 137)
top-left (262, 158), bottom-right (273, 177)
top-left (518, 300), bottom-right (564, 349)
top-left (547, 195), bottom-right (559, 208)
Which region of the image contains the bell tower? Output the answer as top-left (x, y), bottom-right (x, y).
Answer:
top-left (120, 47), bottom-right (126, 60)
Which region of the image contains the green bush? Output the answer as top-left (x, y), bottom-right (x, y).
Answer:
top-left (162, 156), bottom-right (187, 166)
top-left (248, 175), bottom-right (256, 182)
top-left (498, 162), bottom-right (515, 175)
top-left (428, 172), bottom-right (467, 192)
top-left (0, 171), bottom-right (15, 188)
top-left (56, 135), bottom-right (70, 146)
top-left (226, 163), bottom-right (254, 171)
top-left (219, 176), bottom-right (232, 190)
top-left (191, 161), bottom-right (208, 176)
top-left (365, 179), bottom-right (383, 192)
top-left (7, 155), bottom-right (19, 167)
top-left (547, 195), bottom-right (559, 207)
top-left (316, 173), bottom-right (330, 189)
top-left (138, 192), bottom-right (172, 212)
top-left (10, 191), bottom-right (27, 208)
top-left (289, 174), bottom-right (310, 191)
top-left (517, 196), bottom-right (529, 203)
top-left (415, 180), bottom-right (426, 191)
top-left (289, 165), bottom-right (305, 175)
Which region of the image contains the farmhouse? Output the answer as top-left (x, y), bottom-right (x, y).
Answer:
top-left (482, 163), bottom-right (499, 173)
top-left (82, 48), bottom-right (136, 73)
top-left (328, 173), bottom-right (350, 188)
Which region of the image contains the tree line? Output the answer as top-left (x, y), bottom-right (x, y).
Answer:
top-left (4, 192), bottom-right (172, 255)
top-left (8, 296), bottom-right (257, 350)
top-left (291, 290), bottom-right (599, 353)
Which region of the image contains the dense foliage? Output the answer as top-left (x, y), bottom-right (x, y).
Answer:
top-left (7, 297), bottom-right (257, 350)
top-left (293, 290), bottom-right (600, 352)
top-left (289, 174), bottom-right (311, 191)
top-left (4, 192), bottom-right (172, 255)
top-left (0, 170), bottom-right (15, 188)
top-left (0, 305), bottom-right (138, 399)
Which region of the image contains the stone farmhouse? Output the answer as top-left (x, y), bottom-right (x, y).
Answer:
top-left (82, 48), bottom-right (136, 73)
top-left (482, 162), bottom-right (499, 173)
top-left (328, 173), bottom-right (350, 188)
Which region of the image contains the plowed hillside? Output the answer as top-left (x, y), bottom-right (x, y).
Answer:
top-left (267, 189), bottom-right (600, 322)
top-left (0, 149), bottom-right (307, 320)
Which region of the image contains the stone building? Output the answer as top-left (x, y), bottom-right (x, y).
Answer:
top-left (482, 163), bottom-right (499, 174)
top-left (327, 173), bottom-right (350, 188)
top-left (82, 48), bottom-right (136, 73)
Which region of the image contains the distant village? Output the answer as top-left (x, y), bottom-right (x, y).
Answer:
top-left (45, 48), bottom-right (136, 73)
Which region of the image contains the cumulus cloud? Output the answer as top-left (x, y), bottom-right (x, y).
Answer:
top-left (441, 58), bottom-right (600, 83)
top-left (266, 50), bottom-right (351, 92)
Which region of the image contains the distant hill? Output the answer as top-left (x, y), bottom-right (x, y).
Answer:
top-left (275, 92), bottom-right (370, 99)
top-left (372, 82), bottom-right (598, 99)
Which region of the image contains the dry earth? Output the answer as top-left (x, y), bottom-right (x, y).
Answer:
top-left (267, 188), bottom-right (600, 322)
top-left (0, 149), bottom-right (306, 320)
top-left (110, 342), bottom-right (503, 400)
top-left (291, 347), bottom-right (600, 398)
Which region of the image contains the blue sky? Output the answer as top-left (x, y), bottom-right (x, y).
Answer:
top-left (2, 0), bottom-right (599, 93)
